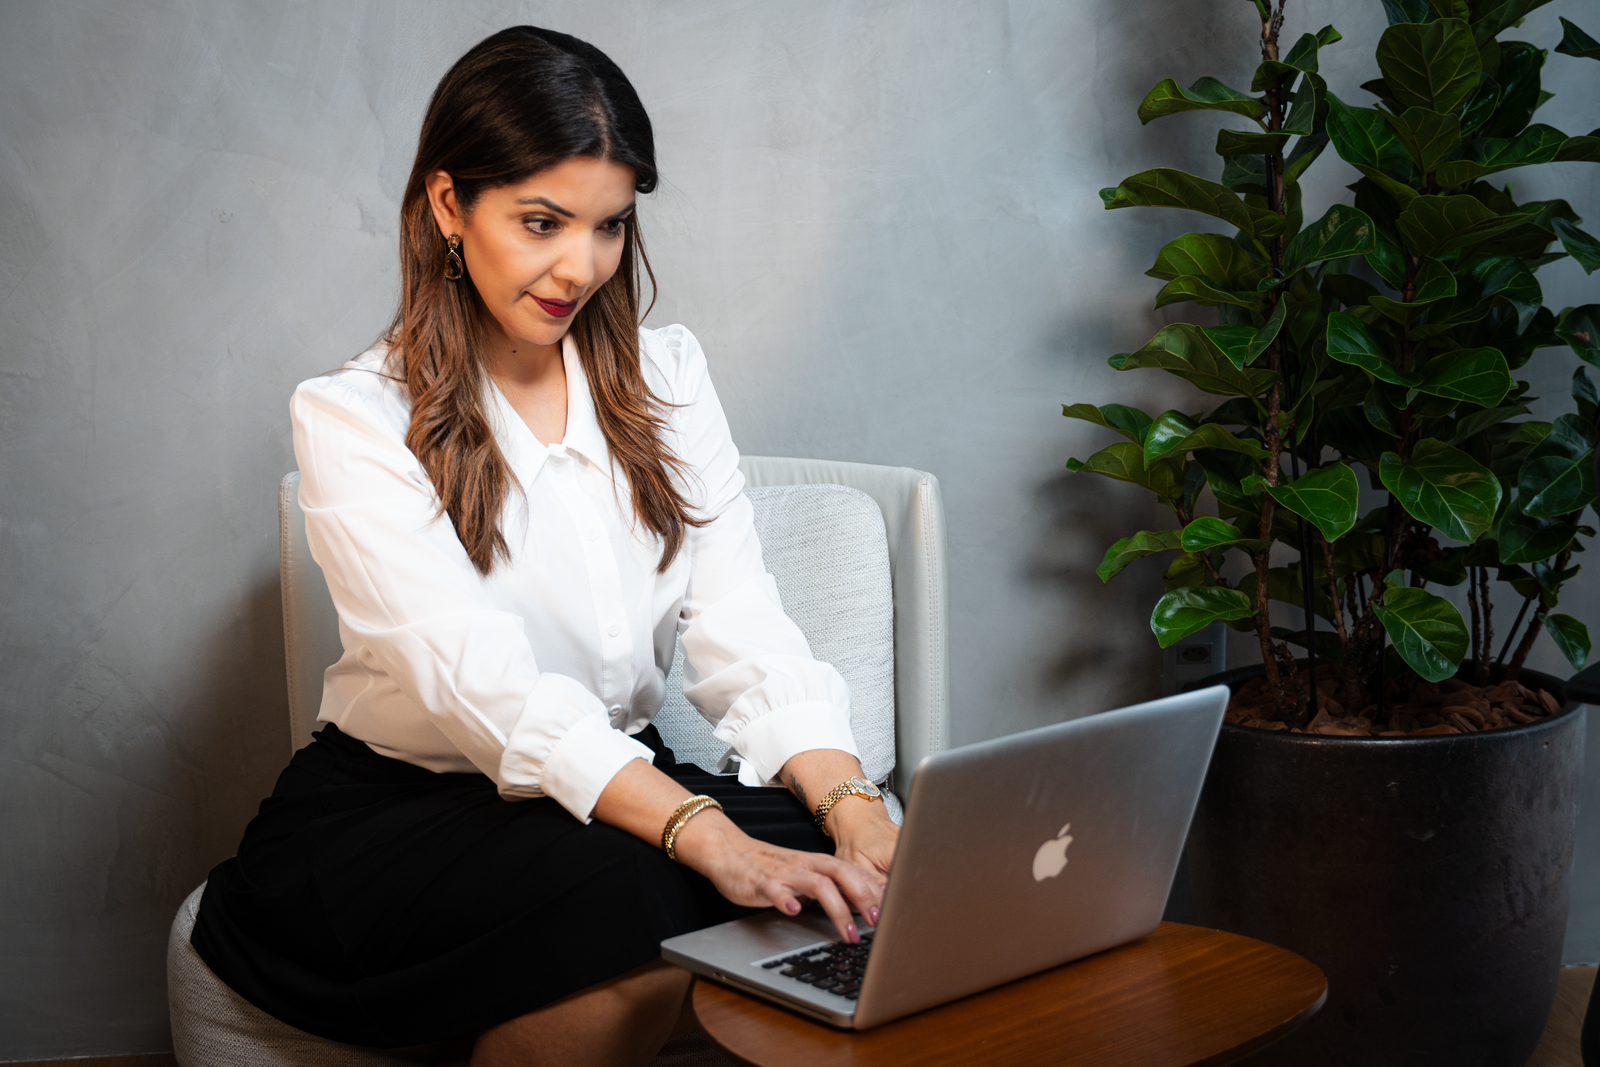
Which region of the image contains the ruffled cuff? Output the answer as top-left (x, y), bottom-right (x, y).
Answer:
top-left (719, 701), bottom-right (860, 787)
top-left (499, 673), bottom-right (655, 822)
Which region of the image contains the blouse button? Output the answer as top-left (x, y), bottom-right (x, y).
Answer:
top-left (607, 622), bottom-right (621, 638)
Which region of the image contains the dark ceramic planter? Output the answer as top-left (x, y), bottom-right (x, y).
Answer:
top-left (1185, 663), bottom-right (1585, 1067)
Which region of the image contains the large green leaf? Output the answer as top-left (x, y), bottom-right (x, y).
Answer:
top-left (1481, 41), bottom-right (1549, 140)
top-left (1379, 438), bottom-right (1502, 541)
top-left (1435, 124), bottom-right (1567, 186)
top-left (1143, 411), bottom-right (1200, 464)
top-left (1145, 232), bottom-right (1268, 288)
top-left (1557, 305), bottom-right (1600, 366)
top-left (1150, 587), bottom-right (1256, 648)
top-left (1196, 449), bottom-right (1259, 513)
top-left (1145, 410), bottom-right (1272, 462)
top-left (1101, 170), bottom-right (1284, 238)
top-left (1281, 204), bottom-right (1378, 276)
top-left (1097, 529), bottom-right (1184, 582)
top-left (1202, 325), bottom-right (1258, 370)
top-left (1138, 77), bottom-right (1265, 124)
top-left (1462, 254), bottom-right (1543, 333)
top-left (1376, 19), bottom-right (1481, 116)
top-left (1061, 403), bottom-right (1153, 444)
top-left (1172, 423), bottom-right (1273, 460)
top-left (1471, 0), bottom-right (1559, 45)
top-left (1243, 300), bottom-right (1286, 367)
top-left (1556, 18), bottom-right (1600, 61)
top-left (1326, 94), bottom-right (1422, 205)
top-left (1518, 413), bottom-right (1598, 518)
top-left (1544, 613), bottom-right (1591, 671)
top-left (1498, 503), bottom-right (1579, 564)
top-left (1284, 129), bottom-right (1330, 182)
top-left (1163, 550), bottom-right (1212, 592)
top-left (1066, 441), bottom-right (1181, 499)
top-left (1281, 73), bottom-right (1323, 137)
top-left (1411, 347), bottom-right (1513, 407)
top-left (1215, 129), bottom-right (1290, 157)
top-left (1382, 0), bottom-right (1435, 25)
top-left (1380, 107), bottom-right (1463, 173)
top-left (1557, 135), bottom-right (1600, 164)
top-left (1154, 276), bottom-right (1263, 311)
top-left (1553, 219), bottom-right (1600, 275)
top-left (1180, 516), bottom-right (1267, 552)
top-left (1266, 463), bottom-right (1361, 541)
top-left (1327, 311), bottom-right (1420, 385)
top-left (1396, 195), bottom-right (1535, 257)
top-left (1111, 323), bottom-right (1279, 396)
top-left (1368, 256), bottom-right (1458, 320)
top-left (1374, 582), bottom-right (1470, 682)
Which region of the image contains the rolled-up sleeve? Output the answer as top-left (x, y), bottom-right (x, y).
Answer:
top-left (658, 328), bottom-right (861, 787)
top-left (291, 375), bottom-right (652, 821)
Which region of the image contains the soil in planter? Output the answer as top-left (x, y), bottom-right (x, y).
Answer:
top-left (1225, 664), bottom-right (1562, 737)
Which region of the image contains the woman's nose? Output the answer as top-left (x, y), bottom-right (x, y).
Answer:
top-left (551, 234), bottom-right (596, 292)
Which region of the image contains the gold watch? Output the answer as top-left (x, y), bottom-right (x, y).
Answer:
top-left (813, 776), bottom-right (883, 837)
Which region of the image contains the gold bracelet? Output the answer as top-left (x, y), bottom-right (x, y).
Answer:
top-left (662, 795), bottom-right (723, 862)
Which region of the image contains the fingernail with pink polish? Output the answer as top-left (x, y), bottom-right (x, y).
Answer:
top-left (847, 922), bottom-right (858, 942)
top-left (786, 900), bottom-right (800, 914)
top-left (868, 907), bottom-right (880, 925)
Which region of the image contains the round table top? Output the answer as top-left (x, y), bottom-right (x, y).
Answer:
top-left (693, 921), bottom-right (1326, 1067)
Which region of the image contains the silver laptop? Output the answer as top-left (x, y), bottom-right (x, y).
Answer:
top-left (660, 685), bottom-right (1229, 1029)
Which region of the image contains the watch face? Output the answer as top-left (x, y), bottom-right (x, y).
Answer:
top-left (850, 776), bottom-right (882, 798)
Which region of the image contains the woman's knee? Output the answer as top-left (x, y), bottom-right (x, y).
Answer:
top-left (472, 960), bottom-right (692, 1067)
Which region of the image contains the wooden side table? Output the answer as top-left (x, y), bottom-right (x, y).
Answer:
top-left (692, 922), bottom-right (1325, 1067)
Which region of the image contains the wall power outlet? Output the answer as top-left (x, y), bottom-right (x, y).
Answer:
top-left (1162, 622), bottom-right (1227, 696)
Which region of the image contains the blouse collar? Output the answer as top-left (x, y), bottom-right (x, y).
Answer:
top-left (559, 334), bottom-right (611, 472)
top-left (485, 334), bottom-right (613, 486)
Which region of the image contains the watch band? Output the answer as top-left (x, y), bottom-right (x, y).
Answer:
top-left (813, 777), bottom-right (883, 837)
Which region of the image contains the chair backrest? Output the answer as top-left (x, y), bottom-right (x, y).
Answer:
top-left (654, 483), bottom-right (896, 784)
top-left (278, 456), bottom-right (949, 798)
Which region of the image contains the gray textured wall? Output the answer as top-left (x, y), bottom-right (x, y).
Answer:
top-left (2, 0), bottom-right (1597, 1057)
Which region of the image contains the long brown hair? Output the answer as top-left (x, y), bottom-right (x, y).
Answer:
top-left (390, 26), bottom-right (703, 574)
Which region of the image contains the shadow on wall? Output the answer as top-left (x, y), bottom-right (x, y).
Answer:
top-left (1019, 0), bottom-right (1270, 718)
top-left (1028, 471), bottom-right (1168, 713)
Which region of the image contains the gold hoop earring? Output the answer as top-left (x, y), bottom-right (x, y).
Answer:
top-left (443, 234), bottom-right (464, 281)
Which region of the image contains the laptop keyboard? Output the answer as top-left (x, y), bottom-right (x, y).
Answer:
top-left (758, 931), bottom-right (873, 999)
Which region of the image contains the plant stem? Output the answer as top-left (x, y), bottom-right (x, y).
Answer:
top-left (1507, 607), bottom-right (1545, 681)
top-left (1508, 535), bottom-right (1577, 678)
top-left (1476, 566), bottom-right (1493, 686)
top-left (1290, 448), bottom-right (1318, 713)
top-left (1254, 0), bottom-right (1304, 724)
top-left (1498, 597), bottom-right (1533, 667)
top-left (1468, 564), bottom-right (1482, 671)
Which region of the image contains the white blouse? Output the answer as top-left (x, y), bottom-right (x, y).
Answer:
top-left (291, 324), bottom-right (859, 823)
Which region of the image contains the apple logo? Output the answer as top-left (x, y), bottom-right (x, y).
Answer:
top-left (1032, 823), bottom-right (1074, 882)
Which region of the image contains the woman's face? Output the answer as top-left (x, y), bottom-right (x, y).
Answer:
top-left (425, 157), bottom-right (637, 351)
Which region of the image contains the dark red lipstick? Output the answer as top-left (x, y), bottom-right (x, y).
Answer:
top-left (532, 295), bottom-right (578, 318)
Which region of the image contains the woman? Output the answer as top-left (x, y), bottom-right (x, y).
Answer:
top-left (192, 25), bottom-right (899, 1067)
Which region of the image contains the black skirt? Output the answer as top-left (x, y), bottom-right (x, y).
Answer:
top-left (191, 722), bottom-right (830, 1048)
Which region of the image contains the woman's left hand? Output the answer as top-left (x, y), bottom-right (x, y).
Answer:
top-left (832, 814), bottom-right (898, 884)
top-left (778, 749), bottom-right (901, 921)
top-left (825, 800), bottom-right (899, 920)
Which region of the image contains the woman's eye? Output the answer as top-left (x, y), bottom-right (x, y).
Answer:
top-left (525, 217), bottom-right (559, 235)
top-left (601, 218), bottom-right (628, 237)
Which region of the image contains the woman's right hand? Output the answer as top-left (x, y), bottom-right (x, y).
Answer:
top-left (672, 810), bottom-right (883, 943)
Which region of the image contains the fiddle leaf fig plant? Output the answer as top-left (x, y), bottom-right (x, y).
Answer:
top-left (1069, 0), bottom-right (1600, 729)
